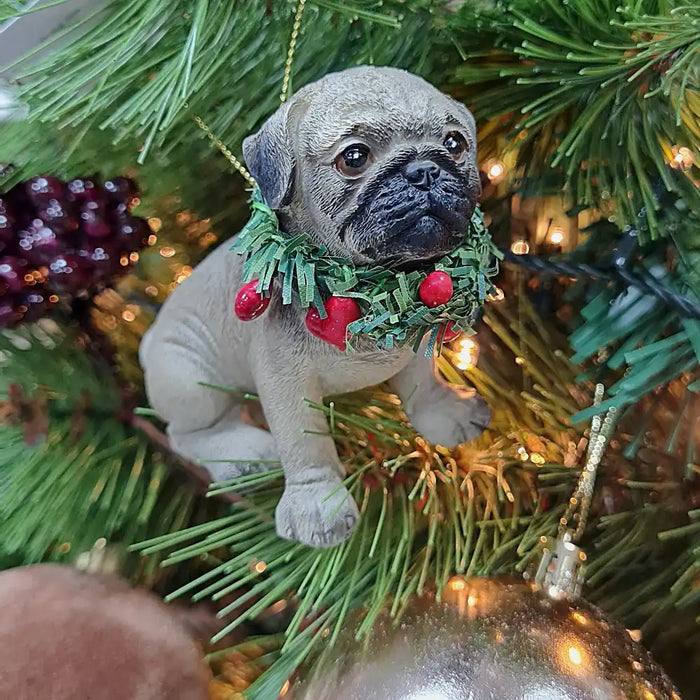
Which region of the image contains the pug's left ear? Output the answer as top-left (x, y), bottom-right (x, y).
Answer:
top-left (243, 101), bottom-right (295, 210)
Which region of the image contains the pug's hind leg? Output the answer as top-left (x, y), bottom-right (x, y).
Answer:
top-left (388, 344), bottom-right (491, 448)
top-left (142, 341), bottom-right (278, 483)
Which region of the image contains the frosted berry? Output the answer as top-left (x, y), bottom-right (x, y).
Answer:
top-left (37, 199), bottom-right (78, 236)
top-left (81, 242), bottom-right (121, 277)
top-left (67, 176), bottom-right (99, 203)
top-left (25, 176), bottom-right (64, 205)
top-left (419, 270), bottom-right (453, 308)
top-left (80, 200), bottom-right (110, 238)
top-left (47, 253), bottom-right (94, 293)
top-left (0, 256), bottom-right (28, 294)
top-left (234, 279), bottom-right (270, 321)
top-left (114, 215), bottom-right (149, 252)
top-left (0, 298), bottom-right (21, 328)
top-left (17, 220), bottom-right (61, 264)
top-left (104, 177), bottom-right (138, 206)
top-left (17, 288), bottom-right (51, 322)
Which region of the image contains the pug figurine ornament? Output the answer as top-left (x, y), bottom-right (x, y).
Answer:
top-left (140, 66), bottom-right (491, 548)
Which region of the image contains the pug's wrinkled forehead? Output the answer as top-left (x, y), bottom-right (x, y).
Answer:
top-left (296, 66), bottom-right (477, 156)
top-left (242, 66), bottom-right (477, 212)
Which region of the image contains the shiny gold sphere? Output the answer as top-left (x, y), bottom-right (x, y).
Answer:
top-left (293, 577), bottom-right (678, 700)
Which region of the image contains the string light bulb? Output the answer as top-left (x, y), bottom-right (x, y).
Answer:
top-left (511, 240), bottom-right (530, 255)
top-left (455, 336), bottom-right (479, 370)
top-left (549, 227), bottom-right (565, 245)
top-left (670, 145), bottom-right (694, 171)
top-left (484, 158), bottom-right (506, 183)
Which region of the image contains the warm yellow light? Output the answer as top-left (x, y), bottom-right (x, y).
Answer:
top-left (145, 285), bottom-right (158, 297)
top-left (121, 310), bottom-right (136, 322)
top-left (530, 453), bottom-right (545, 465)
top-left (147, 234), bottom-right (158, 246)
top-left (467, 594), bottom-right (477, 607)
top-left (568, 646), bottom-right (583, 666)
top-left (280, 680), bottom-right (291, 696)
top-left (160, 246), bottom-right (176, 258)
top-left (488, 286), bottom-right (505, 302)
top-left (511, 240), bottom-right (530, 255)
top-left (671, 145), bottom-right (694, 170)
top-left (455, 336), bottom-right (479, 370)
top-left (571, 612), bottom-right (588, 626)
top-left (254, 560), bottom-right (267, 574)
top-left (485, 159), bottom-right (506, 182)
top-left (147, 217), bottom-right (162, 232)
top-left (627, 629), bottom-right (642, 642)
top-left (449, 577), bottom-right (466, 591)
top-left (549, 227), bottom-right (565, 245)
top-left (129, 252), bottom-right (139, 263)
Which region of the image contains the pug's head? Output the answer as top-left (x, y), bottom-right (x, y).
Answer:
top-left (243, 66), bottom-right (480, 264)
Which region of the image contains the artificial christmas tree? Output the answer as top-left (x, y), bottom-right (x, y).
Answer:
top-left (0, 1), bottom-right (698, 698)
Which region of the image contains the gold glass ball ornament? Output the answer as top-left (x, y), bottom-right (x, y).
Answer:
top-left (292, 577), bottom-right (678, 700)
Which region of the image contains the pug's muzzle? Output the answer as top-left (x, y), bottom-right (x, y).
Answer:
top-left (345, 151), bottom-right (479, 262)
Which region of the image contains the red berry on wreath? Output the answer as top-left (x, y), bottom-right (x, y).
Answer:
top-left (419, 270), bottom-right (453, 307)
top-left (305, 296), bottom-right (362, 351)
top-left (235, 279), bottom-right (271, 321)
top-left (441, 321), bottom-right (461, 342)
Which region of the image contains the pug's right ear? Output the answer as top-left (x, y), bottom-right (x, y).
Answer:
top-left (242, 101), bottom-right (294, 210)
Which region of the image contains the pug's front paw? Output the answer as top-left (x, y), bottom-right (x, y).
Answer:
top-left (406, 391), bottom-right (490, 447)
top-left (275, 477), bottom-right (359, 548)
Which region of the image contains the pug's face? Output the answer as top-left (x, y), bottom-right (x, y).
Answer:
top-left (243, 66), bottom-right (481, 264)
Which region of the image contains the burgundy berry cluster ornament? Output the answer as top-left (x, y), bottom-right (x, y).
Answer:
top-left (0, 175), bottom-right (149, 327)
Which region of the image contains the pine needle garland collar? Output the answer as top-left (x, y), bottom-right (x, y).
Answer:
top-left (233, 188), bottom-right (499, 352)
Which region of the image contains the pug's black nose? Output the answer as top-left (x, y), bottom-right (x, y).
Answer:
top-left (405, 161), bottom-right (441, 190)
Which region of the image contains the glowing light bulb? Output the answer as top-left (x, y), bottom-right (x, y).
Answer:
top-left (568, 646), bottom-right (583, 665)
top-left (485, 159), bottom-right (506, 182)
top-left (488, 286), bottom-right (505, 302)
top-left (455, 336), bottom-right (479, 370)
top-left (671, 145), bottom-right (694, 170)
top-left (511, 240), bottom-right (530, 255)
top-left (159, 246), bottom-right (176, 258)
top-left (549, 227), bottom-right (565, 245)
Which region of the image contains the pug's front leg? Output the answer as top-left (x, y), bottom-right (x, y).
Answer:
top-left (254, 364), bottom-right (359, 548)
top-left (389, 344), bottom-right (491, 447)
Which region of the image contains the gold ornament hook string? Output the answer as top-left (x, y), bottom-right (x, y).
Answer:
top-left (191, 114), bottom-right (256, 187)
top-left (280, 0), bottom-right (307, 103)
top-left (190, 0), bottom-right (307, 185)
top-left (559, 383), bottom-right (618, 542)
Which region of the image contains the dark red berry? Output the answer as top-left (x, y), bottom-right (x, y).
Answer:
top-left (0, 197), bottom-right (16, 246)
top-left (18, 287), bottom-right (53, 322)
top-left (419, 271), bottom-right (454, 308)
top-left (114, 215), bottom-right (149, 252)
top-left (80, 242), bottom-right (122, 278)
top-left (17, 220), bottom-right (61, 265)
top-left (104, 177), bottom-right (138, 206)
top-left (66, 176), bottom-right (99, 203)
top-left (25, 176), bottom-right (64, 205)
top-left (0, 297), bottom-right (21, 328)
top-left (0, 256), bottom-right (28, 294)
top-left (37, 199), bottom-right (78, 236)
top-left (79, 200), bottom-right (110, 238)
top-left (47, 253), bottom-right (94, 294)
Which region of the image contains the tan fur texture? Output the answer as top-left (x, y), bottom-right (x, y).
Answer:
top-left (0, 564), bottom-right (210, 700)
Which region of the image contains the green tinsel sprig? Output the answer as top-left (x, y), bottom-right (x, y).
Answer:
top-left (233, 188), bottom-right (500, 351)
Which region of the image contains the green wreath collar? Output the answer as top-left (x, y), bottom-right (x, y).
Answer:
top-left (233, 188), bottom-right (499, 353)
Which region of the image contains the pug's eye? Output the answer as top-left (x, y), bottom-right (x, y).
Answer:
top-left (335, 144), bottom-right (371, 177)
top-left (443, 131), bottom-right (468, 162)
